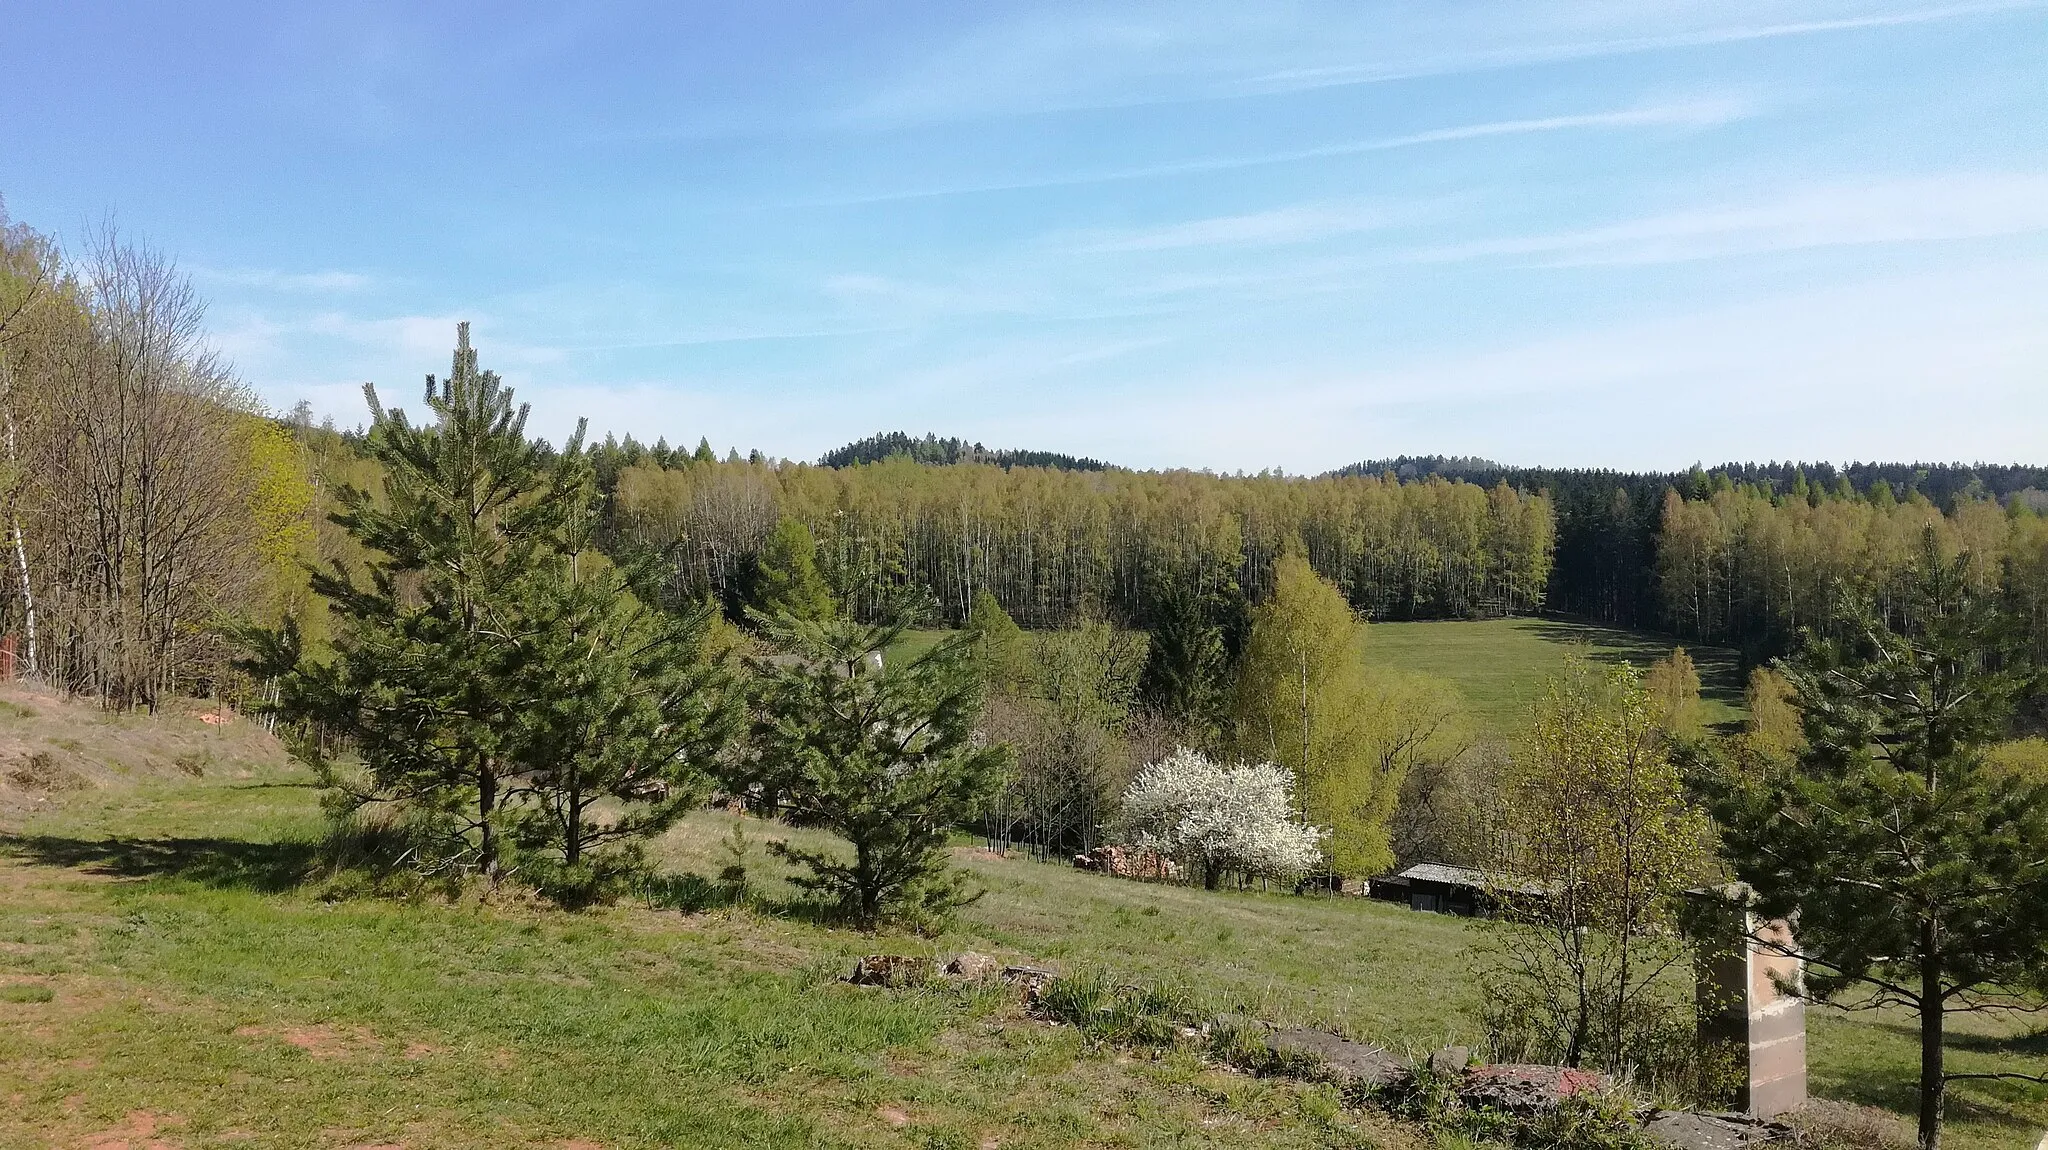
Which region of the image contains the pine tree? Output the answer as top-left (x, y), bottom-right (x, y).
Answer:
top-left (506, 547), bottom-right (742, 898)
top-left (752, 517), bottom-right (835, 622)
top-left (737, 614), bottom-right (1007, 929)
top-left (245, 325), bottom-right (588, 881)
top-left (1703, 531), bottom-right (2048, 1150)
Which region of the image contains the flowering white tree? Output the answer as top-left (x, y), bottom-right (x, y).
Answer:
top-left (1114, 748), bottom-right (1326, 890)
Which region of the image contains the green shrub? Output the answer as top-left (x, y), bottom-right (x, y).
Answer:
top-left (1480, 972), bottom-right (1741, 1105)
top-left (1513, 1091), bottom-right (1656, 1150)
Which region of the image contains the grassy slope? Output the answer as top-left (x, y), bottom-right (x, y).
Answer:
top-left (1362, 617), bottom-right (1746, 734)
top-left (0, 691), bottom-right (1421, 1150)
top-left (2, 679), bottom-right (2043, 1148)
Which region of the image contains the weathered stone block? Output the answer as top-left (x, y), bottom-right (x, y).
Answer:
top-left (1263, 1027), bottom-right (1408, 1089)
top-left (1640, 1109), bottom-right (1792, 1149)
top-left (1456, 1064), bottom-right (1610, 1116)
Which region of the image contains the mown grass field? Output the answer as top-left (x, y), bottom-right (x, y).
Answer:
top-left (894, 616), bottom-right (1744, 738)
top-left (1362, 617), bottom-right (1746, 735)
top-left (1, 677), bottom-right (2043, 1149)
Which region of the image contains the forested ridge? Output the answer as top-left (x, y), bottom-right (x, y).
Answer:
top-left (1343, 450), bottom-right (2048, 638)
top-left (602, 452), bottom-right (1556, 630)
top-left (819, 430), bottom-right (1109, 472)
top-left (588, 437), bottom-right (2048, 667)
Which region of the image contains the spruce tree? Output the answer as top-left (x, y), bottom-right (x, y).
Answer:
top-left (1139, 570), bottom-right (1229, 731)
top-left (752, 517), bottom-right (835, 622)
top-left (1703, 532), bottom-right (2048, 1150)
top-left (966, 590), bottom-right (1029, 692)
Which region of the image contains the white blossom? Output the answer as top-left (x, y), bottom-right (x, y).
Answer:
top-left (1113, 748), bottom-right (1326, 883)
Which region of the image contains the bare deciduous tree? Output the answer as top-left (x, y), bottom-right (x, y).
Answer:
top-left (5, 223), bottom-right (264, 706)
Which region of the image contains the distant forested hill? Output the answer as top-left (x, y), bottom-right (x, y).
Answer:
top-left (820, 431), bottom-right (1109, 472)
top-left (1332, 455), bottom-right (2048, 504)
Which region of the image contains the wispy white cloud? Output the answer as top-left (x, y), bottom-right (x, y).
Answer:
top-left (1072, 202), bottom-right (1400, 253)
top-left (1247, 1), bottom-right (2044, 95)
top-left (1025, 258), bottom-right (2048, 472)
top-left (194, 266), bottom-right (373, 292)
top-left (805, 97), bottom-right (1755, 206)
top-left (1412, 173), bottom-right (2048, 266)
top-left (843, 1), bottom-right (2038, 126)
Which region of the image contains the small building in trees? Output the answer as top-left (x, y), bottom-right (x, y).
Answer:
top-left (1370, 863), bottom-right (1547, 917)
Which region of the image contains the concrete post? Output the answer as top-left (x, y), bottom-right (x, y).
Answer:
top-left (1691, 885), bottom-right (1807, 1118)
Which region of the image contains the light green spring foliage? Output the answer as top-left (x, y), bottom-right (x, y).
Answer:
top-left (234, 416), bottom-right (319, 626)
top-left (1488, 657), bottom-right (1711, 1073)
top-left (1510, 657), bottom-right (1710, 928)
top-left (1643, 646), bottom-right (1704, 738)
top-left (1231, 554), bottom-right (1456, 877)
top-left (753, 517), bottom-right (835, 622)
top-left (1744, 665), bottom-right (1805, 763)
top-left (1032, 608), bottom-right (1146, 733)
top-left (982, 602), bottom-right (1149, 858)
top-left (609, 457), bottom-right (1557, 629)
top-left (1656, 483), bottom-right (2048, 654)
top-left (967, 589), bottom-right (1030, 693)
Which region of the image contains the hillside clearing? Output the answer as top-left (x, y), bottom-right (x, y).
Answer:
top-left (0, 688), bottom-right (2041, 1148)
top-left (1362, 617), bottom-right (1746, 734)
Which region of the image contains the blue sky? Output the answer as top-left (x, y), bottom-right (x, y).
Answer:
top-left (3, 2), bottom-right (2045, 472)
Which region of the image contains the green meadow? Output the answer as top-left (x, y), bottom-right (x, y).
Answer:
top-left (1362, 617), bottom-right (1747, 735)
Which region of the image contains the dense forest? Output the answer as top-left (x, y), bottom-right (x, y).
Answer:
top-left (603, 453), bottom-right (1556, 630)
top-left (590, 434), bottom-right (2048, 671)
top-left (1339, 454), bottom-right (2048, 644)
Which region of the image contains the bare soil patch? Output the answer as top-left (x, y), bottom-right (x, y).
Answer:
top-left (232, 1022), bottom-right (382, 1060)
top-left (75, 1109), bottom-right (184, 1150)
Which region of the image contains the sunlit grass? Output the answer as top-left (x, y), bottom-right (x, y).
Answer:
top-left (2, 688), bottom-right (2042, 1149)
top-left (1363, 617), bottom-right (1746, 735)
